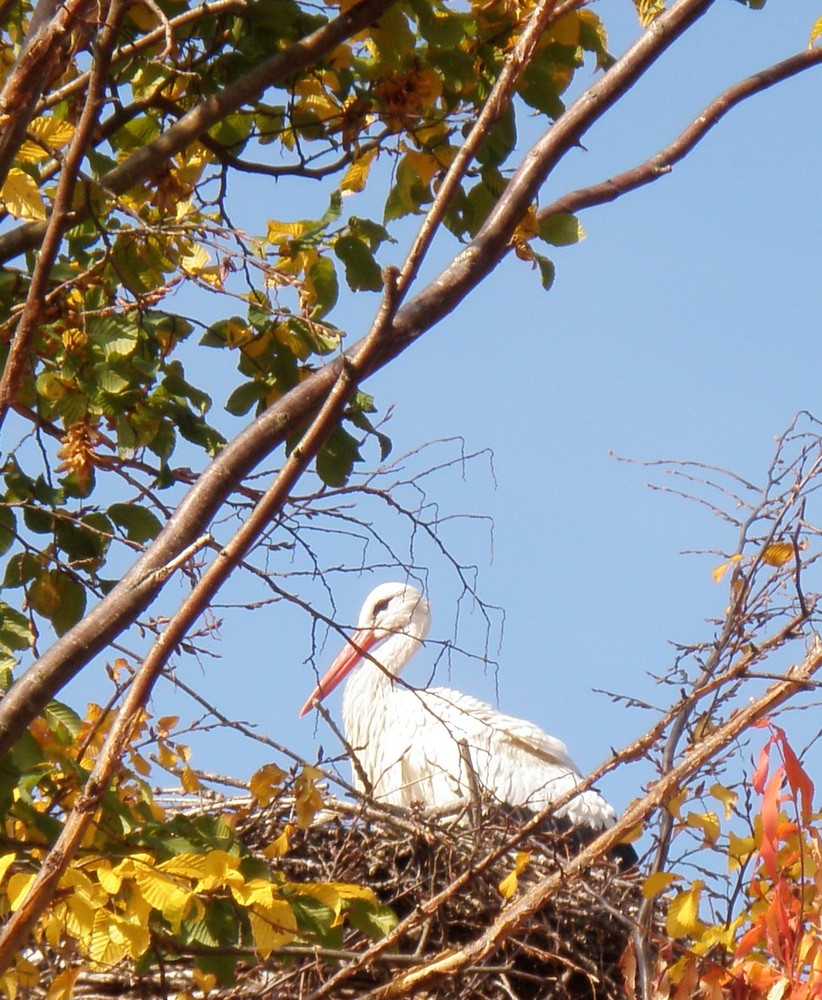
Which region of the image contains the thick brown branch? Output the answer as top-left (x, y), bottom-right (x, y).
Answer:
top-left (0, 0), bottom-right (818, 766)
top-left (0, 0), bottom-right (123, 428)
top-left (0, 0), bottom-right (94, 188)
top-left (0, 0), bottom-right (400, 265)
top-left (537, 45), bottom-right (822, 225)
top-left (395, 0), bottom-right (585, 300)
top-left (0, 270), bottom-right (401, 968)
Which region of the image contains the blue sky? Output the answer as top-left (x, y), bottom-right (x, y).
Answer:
top-left (56, 0), bottom-right (822, 831)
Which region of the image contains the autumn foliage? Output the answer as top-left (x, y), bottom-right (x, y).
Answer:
top-left (0, 0), bottom-right (821, 995)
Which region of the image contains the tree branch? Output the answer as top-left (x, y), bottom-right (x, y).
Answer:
top-left (537, 45), bottom-right (822, 225)
top-left (0, 0), bottom-right (124, 428)
top-left (0, 269), bottom-right (402, 972)
top-left (0, 0), bottom-right (94, 188)
top-left (363, 638), bottom-right (822, 998)
top-left (0, 0), bottom-right (817, 766)
top-left (0, 0), bottom-right (401, 265)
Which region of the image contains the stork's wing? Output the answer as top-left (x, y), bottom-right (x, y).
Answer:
top-left (422, 686), bottom-right (615, 829)
top-left (426, 686), bottom-right (582, 772)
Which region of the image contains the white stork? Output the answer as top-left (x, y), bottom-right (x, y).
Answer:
top-left (299, 581), bottom-right (621, 834)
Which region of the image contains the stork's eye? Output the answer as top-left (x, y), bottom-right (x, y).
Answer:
top-left (372, 597), bottom-right (390, 618)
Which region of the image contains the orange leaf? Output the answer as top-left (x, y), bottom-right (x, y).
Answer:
top-left (735, 917), bottom-right (766, 960)
top-left (752, 735), bottom-right (773, 795)
top-left (759, 766), bottom-right (784, 881)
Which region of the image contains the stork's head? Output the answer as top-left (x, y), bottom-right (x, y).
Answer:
top-left (299, 582), bottom-right (430, 717)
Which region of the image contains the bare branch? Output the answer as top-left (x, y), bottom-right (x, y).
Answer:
top-left (537, 46), bottom-right (822, 226)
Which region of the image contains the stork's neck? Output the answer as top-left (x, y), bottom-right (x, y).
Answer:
top-left (341, 631), bottom-right (423, 738)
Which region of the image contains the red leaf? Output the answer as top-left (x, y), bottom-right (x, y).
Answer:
top-left (781, 735), bottom-right (815, 823)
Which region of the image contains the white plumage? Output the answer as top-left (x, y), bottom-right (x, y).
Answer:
top-left (300, 582), bottom-right (616, 831)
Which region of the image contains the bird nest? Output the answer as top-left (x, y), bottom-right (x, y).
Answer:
top-left (43, 790), bottom-right (648, 1000)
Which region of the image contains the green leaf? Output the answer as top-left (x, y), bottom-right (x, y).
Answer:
top-left (346, 899), bottom-right (398, 940)
top-left (334, 235), bottom-right (382, 292)
top-left (43, 699), bottom-right (83, 742)
top-left (532, 252), bottom-right (556, 291)
top-left (538, 213), bottom-right (585, 247)
top-left (23, 504), bottom-right (53, 535)
top-left (55, 513), bottom-right (109, 569)
top-left (518, 57), bottom-right (566, 118)
top-left (316, 426), bottom-right (363, 487)
top-left (225, 381), bottom-right (267, 417)
top-left (3, 552), bottom-right (40, 589)
top-left (0, 506), bottom-right (15, 555)
top-left (87, 314), bottom-right (139, 360)
top-left (108, 502), bottom-right (163, 543)
top-left (385, 156), bottom-right (430, 222)
top-left (29, 569), bottom-right (87, 634)
top-left (96, 367), bottom-right (131, 394)
top-left (147, 421), bottom-right (176, 462)
top-left (289, 895), bottom-right (335, 938)
top-left (0, 600), bottom-right (34, 652)
top-left (307, 255), bottom-right (339, 319)
top-left (349, 216), bottom-right (395, 252)
top-left (476, 104), bottom-right (516, 168)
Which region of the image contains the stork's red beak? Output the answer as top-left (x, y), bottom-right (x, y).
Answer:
top-left (299, 627), bottom-right (381, 717)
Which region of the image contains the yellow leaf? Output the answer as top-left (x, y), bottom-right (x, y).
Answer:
top-left (7, 871), bottom-right (36, 910)
top-left (180, 241), bottom-right (211, 276)
top-left (712, 553), bottom-right (741, 584)
top-left (18, 116), bottom-right (75, 162)
top-left (192, 969), bottom-right (217, 995)
top-left (132, 865), bottom-right (193, 930)
top-left (810, 14), bottom-right (822, 46)
top-left (91, 859), bottom-right (122, 895)
top-left (248, 897), bottom-right (297, 957)
top-left (0, 851), bottom-right (16, 886)
top-left (266, 218), bottom-right (311, 244)
top-left (14, 959), bottom-right (37, 989)
top-left (294, 766), bottom-right (324, 830)
top-left (634, 0), bottom-right (665, 27)
top-left (402, 149), bottom-right (444, 188)
top-left (686, 810), bottom-right (720, 846)
top-left (666, 787), bottom-right (689, 820)
top-left (498, 851), bottom-right (531, 900)
top-left (641, 870), bottom-right (680, 899)
top-left (130, 750), bottom-right (152, 776)
top-left (89, 911), bottom-right (130, 970)
top-left (262, 823), bottom-right (295, 858)
top-left (761, 542), bottom-right (794, 567)
top-left (180, 764), bottom-right (202, 792)
top-left (0, 969), bottom-right (18, 1000)
top-left (666, 881), bottom-right (705, 938)
top-left (294, 880), bottom-right (377, 917)
top-left (250, 762), bottom-right (288, 806)
top-left (341, 147), bottom-right (378, 194)
top-left (728, 831), bottom-right (757, 871)
top-left (578, 9), bottom-right (607, 51)
top-left (157, 741), bottom-right (178, 769)
top-left (0, 168), bottom-right (46, 221)
top-left (547, 11), bottom-right (581, 46)
top-left (44, 967), bottom-right (80, 1000)
top-left (156, 715), bottom-right (179, 736)
top-left (710, 783), bottom-right (738, 820)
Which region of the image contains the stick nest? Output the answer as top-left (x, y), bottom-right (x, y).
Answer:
top-left (50, 792), bottom-right (649, 999)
